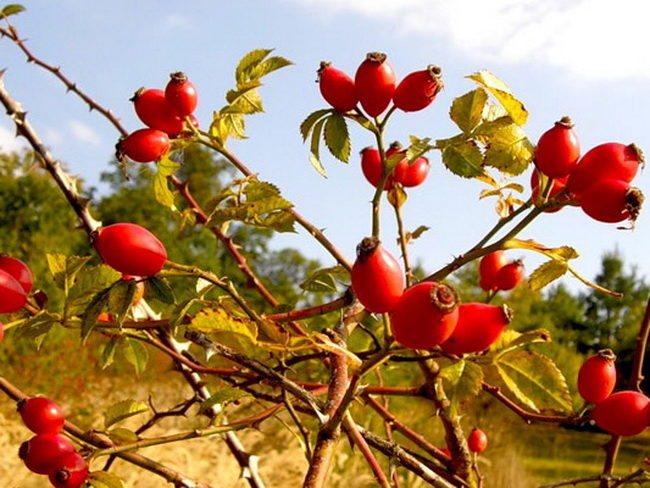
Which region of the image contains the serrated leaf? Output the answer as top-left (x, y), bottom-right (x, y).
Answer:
top-left (300, 109), bottom-right (331, 141)
top-left (528, 260), bottom-right (568, 291)
top-left (199, 388), bottom-right (250, 414)
top-left (1, 4), bottom-right (26, 17)
top-left (467, 70), bottom-right (528, 126)
top-left (226, 81), bottom-right (262, 104)
top-left (324, 113), bottom-right (350, 163)
top-left (108, 279), bottom-right (137, 327)
top-left (124, 338), bottom-right (149, 376)
top-left (107, 428), bottom-right (139, 445)
top-left (46, 253), bottom-right (91, 290)
top-left (81, 287), bottom-right (111, 343)
top-left (300, 265), bottom-right (349, 293)
top-left (189, 308), bottom-right (257, 345)
top-left (450, 88), bottom-right (488, 133)
top-left (406, 136), bottom-right (433, 161)
top-left (88, 471), bottom-right (127, 488)
top-left (223, 88), bottom-right (264, 115)
top-left (104, 399), bottom-right (149, 429)
top-left (504, 239), bottom-right (579, 262)
top-left (146, 276), bottom-right (176, 304)
top-left (483, 124), bottom-right (534, 175)
top-left (441, 140), bottom-right (485, 178)
top-left (491, 329), bottom-right (551, 357)
top-left (495, 350), bottom-right (572, 413)
top-left (68, 265), bottom-right (121, 314)
top-left (249, 56), bottom-right (293, 80)
top-left (12, 311), bottom-right (58, 341)
top-left (153, 156), bottom-right (180, 210)
top-left (440, 360), bottom-right (484, 416)
top-left (100, 337), bottom-right (121, 370)
top-left (235, 49), bottom-right (273, 85)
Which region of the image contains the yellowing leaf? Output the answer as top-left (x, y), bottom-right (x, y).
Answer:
top-left (495, 350), bottom-right (572, 413)
top-left (88, 471), bottom-right (127, 488)
top-left (467, 70), bottom-right (528, 126)
top-left (528, 260), bottom-right (568, 291)
top-left (450, 88), bottom-right (488, 133)
top-left (483, 123), bottom-right (534, 176)
top-left (440, 360), bottom-right (484, 416)
top-left (104, 399), bottom-right (149, 429)
top-left (189, 308), bottom-right (258, 346)
top-left (441, 140), bottom-right (485, 178)
top-left (300, 265), bottom-right (349, 293)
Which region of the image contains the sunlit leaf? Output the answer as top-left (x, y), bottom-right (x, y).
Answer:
top-left (300, 109), bottom-right (331, 141)
top-left (104, 399), bottom-right (150, 429)
top-left (108, 279), bottom-right (137, 327)
top-left (107, 428), bottom-right (139, 445)
top-left (189, 308), bottom-right (257, 346)
top-left (124, 338), bottom-right (149, 376)
top-left (467, 70), bottom-right (528, 126)
top-left (441, 140), bottom-right (485, 178)
top-left (440, 360), bottom-right (484, 416)
top-left (324, 113), bottom-right (351, 163)
top-left (528, 260), bottom-right (568, 291)
top-left (300, 265), bottom-right (350, 293)
top-left (1, 4), bottom-right (25, 17)
top-left (450, 88), bottom-right (488, 133)
top-left (146, 276), bottom-right (176, 304)
top-left (81, 287), bottom-right (111, 343)
top-left (88, 471), bottom-right (127, 488)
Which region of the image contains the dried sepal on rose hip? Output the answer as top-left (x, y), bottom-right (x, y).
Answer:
top-left (393, 65), bottom-right (443, 112)
top-left (577, 349), bottom-right (617, 404)
top-left (351, 237), bottom-right (404, 313)
top-left (165, 71), bottom-right (198, 117)
top-left (355, 52), bottom-right (396, 118)
top-left (390, 281), bottom-right (460, 349)
top-left (318, 61), bottom-right (357, 113)
top-left (534, 116), bottom-right (580, 179)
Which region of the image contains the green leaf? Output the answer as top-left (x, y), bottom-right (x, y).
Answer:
top-left (153, 155), bottom-right (180, 210)
top-left (494, 350), bottom-right (572, 413)
top-left (528, 260), bottom-right (568, 291)
top-left (68, 265), bottom-right (121, 314)
top-left (467, 70), bottom-right (528, 126)
top-left (146, 276), bottom-right (176, 304)
top-left (308, 117), bottom-right (327, 177)
top-left (235, 49), bottom-right (273, 85)
top-left (81, 287), bottom-right (111, 343)
top-left (100, 337), bottom-right (121, 370)
top-left (440, 360), bottom-right (484, 416)
top-left (1, 4), bottom-right (26, 17)
top-left (108, 279), bottom-right (137, 327)
top-left (189, 308), bottom-right (257, 346)
top-left (483, 123), bottom-right (534, 175)
top-left (490, 329), bottom-right (552, 357)
top-left (406, 225), bottom-right (430, 243)
top-left (170, 298), bottom-right (197, 329)
top-left (107, 428), bottom-right (139, 445)
top-left (11, 311), bottom-right (58, 341)
top-left (441, 140), bottom-right (485, 178)
top-left (300, 265), bottom-right (350, 293)
top-left (88, 471), bottom-right (127, 488)
top-left (226, 81), bottom-right (262, 104)
top-left (406, 136), bottom-right (433, 161)
top-left (223, 88), bottom-right (264, 115)
top-left (46, 253), bottom-right (91, 290)
top-left (249, 55), bottom-right (293, 80)
top-left (324, 113), bottom-right (350, 163)
top-left (124, 338), bottom-right (149, 376)
top-left (450, 88), bottom-right (488, 133)
top-left (300, 109), bottom-right (332, 141)
top-left (104, 399), bottom-right (150, 429)
top-left (199, 388), bottom-right (250, 414)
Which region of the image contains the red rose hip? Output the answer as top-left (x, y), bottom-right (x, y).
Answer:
top-left (165, 72), bottom-right (198, 117)
top-left (441, 303), bottom-right (511, 355)
top-left (579, 179), bottom-right (644, 224)
top-left (495, 260), bottom-right (525, 291)
top-left (119, 128), bottom-right (170, 163)
top-left (132, 88), bottom-right (185, 136)
top-left (390, 281), bottom-right (460, 349)
top-left (351, 237), bottom-right (404, 313)
top-left (0, 268), bottom-right (27, 313)
top-left (478, 251), bottom-right (507, 291)
top-left (393, 65), bottom-right (443, 112)
top-left (393, 156), bottom-right (431, 188)
top-left (355, 52), bottom-right (396, 118)
top-left (577, 349), bottom-right (616, 404)
top-left (94, 223), bottom-right (167, 277)
top-left (48, 451), bottom-right (89, 488)
top-left (19, 434), bottom-right (75, 475)
top-left (318, 62), bottom-right (357, 112)
top-left (18, 397), bottom-right (66, 434)
top-left (0, 255), bottom-right (33, 293)
top-left (468, 428), bottom-right (488, 453)
top-left (534, 117), bottom-right (580, 178)
top-left (592, 391), bottom-right (649, 436)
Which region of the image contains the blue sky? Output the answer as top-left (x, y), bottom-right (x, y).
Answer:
top-left (0, 0), bottom-right (648, 292)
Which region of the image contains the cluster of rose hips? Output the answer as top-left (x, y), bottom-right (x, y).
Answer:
top-left (17, 397), bottom-right (88, 487)
top-left (532, 117), bottom-right (644, 223)
top-left (117, 72), bottom-right (198, 163)
top-left (577, 350), bottom-right (649, 437)
top-left (0, 255), bottom-right (34, 338)
top-left (361, 142), bottom-right (430, 190)
top-left (351, 237), bottom-right (512, 353)
top-left (478, 251), bottom-right (524, 293)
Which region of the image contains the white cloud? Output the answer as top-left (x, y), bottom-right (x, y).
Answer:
top-left (68, 120), bottom-right (101, 146)
top-left (0, 124), bottom-right (25, 153)
top-left (163, 14), bottom-right (193, 31)
top-left (291, 0), bottom-right (650, 80)
top-left (44, 128), bottom-right (63, 145)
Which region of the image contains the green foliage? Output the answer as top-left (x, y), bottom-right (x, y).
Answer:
top-left (440, 360), bottom-right (484, 416)
top-left (104, 399), bottom-right (149, 429)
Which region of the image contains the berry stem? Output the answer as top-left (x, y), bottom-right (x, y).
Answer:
top-left (393, 202), bottom-right (413, 286)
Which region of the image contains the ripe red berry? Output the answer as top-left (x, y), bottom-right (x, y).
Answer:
top-left (0, 268), bottom-right (27, 313)
top-left (530, 169), bottom-right (570, 213)
top-left (468, 428), bottom-right (488, 453)
top-left (534, 117), bottom-right (580, 179)
top-left (48, 452), bottom-right (89, 488)
top-left (355, 52), bottom-right (396, 118)
top-left (18, 397), bottom-right (66, 435)
top-left (393, 156), bottom-right (430, 188)
top-left (592, 390), bottom-right (650, 437)
top-left (118, 128), bottom-right (170, 163)
top-left (393, 65), bottom-right (443, 112)
top-left (360, 147), bottom-right (384, 189)
top-left (390, 282), bottom-right (460, 349)
top-left (579, 179), bottom-right (644, 224)
top-left (495, 260), bottom-right (524, 291)
top-left (94, 223), bottom-right (168, 277)
top-left (478, 251), bottom-right (507, 291)
top-left (0, 255), bottom-right (33, 293)
top-left (441, 303), bottom-right (512, 355)
top-left (165, 72), bottom-right (198, 117)
top-left (131, 88), bottom-right (185, 136)
top-left (19, 434), bottom-right (75, 475)
top-left (351, 237), bottom-right (404, 313)
top-left (577, 350), bottom-right (617, 404)
top-left (97, 312), bottom-right (113, 323)
top-left (318, 62), bottom-right (357, 112)
top-left (567, 143), bottom-right (644, 197)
